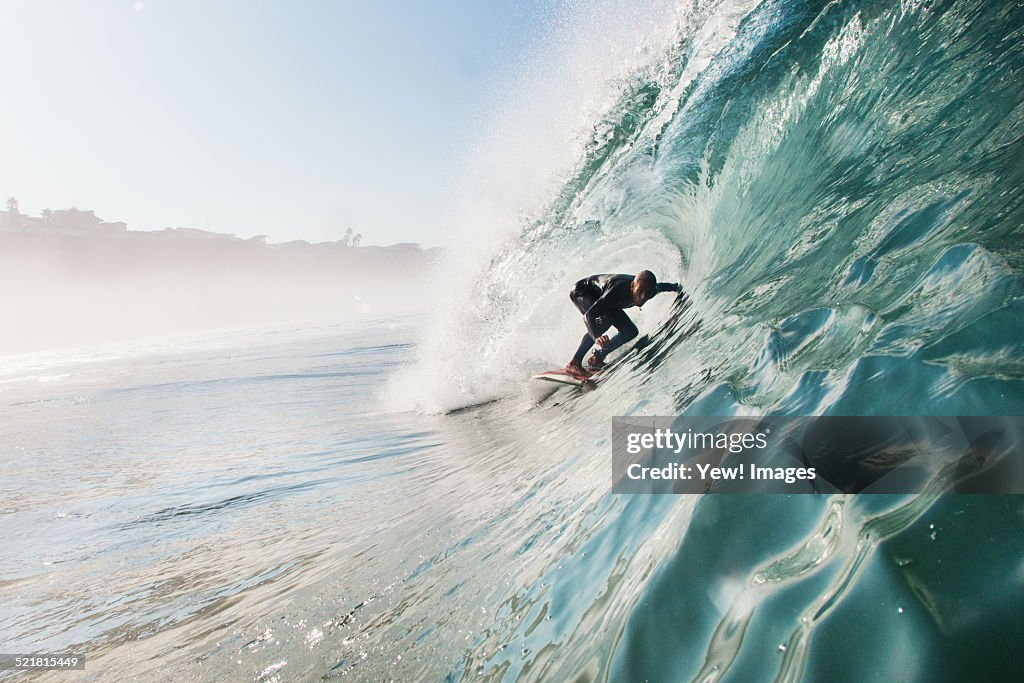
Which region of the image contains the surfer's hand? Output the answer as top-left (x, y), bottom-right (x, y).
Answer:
top-left (595, 335), bottom-right (610, 348)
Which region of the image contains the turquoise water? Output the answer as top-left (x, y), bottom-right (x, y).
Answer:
top-left (393, 0), bottom-right (1024, 679)
top-left (1, 320), bottom-right (1020, 682)
top-left (3, 0), bottom-right (1024, 680)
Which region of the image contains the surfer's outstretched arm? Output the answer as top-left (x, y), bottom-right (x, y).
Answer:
top-left (657, 282), bottom-right (683, 294)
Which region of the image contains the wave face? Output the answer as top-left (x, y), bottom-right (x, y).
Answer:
top-left (379, 0), bottom-right (1024, 681)
top-left (392, 0), bottom-right (1024, 418)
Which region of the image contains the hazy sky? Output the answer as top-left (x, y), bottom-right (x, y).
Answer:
top-left (0, 0), bottom-right (562, 246)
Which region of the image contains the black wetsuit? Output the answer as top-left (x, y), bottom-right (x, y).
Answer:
top-left (569, 274), bottom-right (681, 365)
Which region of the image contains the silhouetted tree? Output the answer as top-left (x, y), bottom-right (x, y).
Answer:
top-left (41, 208), bottom-right (52, 224)
top-left (352, 233), bottom-right (362, 247)
top-left (5, 197), bottom-right (19, 215)
top-left (342, 227), bottom-right (353, 246)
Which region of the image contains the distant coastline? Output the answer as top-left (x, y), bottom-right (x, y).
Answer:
top-left (0, 205), bottom-right (443, 276)
top-left (0, 204), bottom-right (441, 354)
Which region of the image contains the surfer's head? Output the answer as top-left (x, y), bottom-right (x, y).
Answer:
top-left (632, 270), bottom-right (657, 306)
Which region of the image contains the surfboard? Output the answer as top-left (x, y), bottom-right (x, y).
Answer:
top-left (531, 369), bottom-right (590, 386)
top-left (529, 369), bottom-right (599, 404)
top-left (530, 370), bottom-right (589, 404)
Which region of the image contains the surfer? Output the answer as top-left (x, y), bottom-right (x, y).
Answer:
top-left (565, 270), bottom-right (683, 379)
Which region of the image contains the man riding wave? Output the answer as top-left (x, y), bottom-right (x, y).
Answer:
top-left (565, 270), bottom-right (683, 379)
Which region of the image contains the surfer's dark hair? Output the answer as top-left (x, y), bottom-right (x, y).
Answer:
top-left (636, 270), bottom-right (656, 291)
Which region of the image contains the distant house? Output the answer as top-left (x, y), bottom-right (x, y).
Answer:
top-left (50, 208), bottom-right (102, 232)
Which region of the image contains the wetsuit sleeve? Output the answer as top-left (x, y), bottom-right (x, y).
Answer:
top-left (657, 282), bottom-right (683, 293)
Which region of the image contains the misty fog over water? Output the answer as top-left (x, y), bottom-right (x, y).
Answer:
top-left (0, 222), bottom-right (437, 355)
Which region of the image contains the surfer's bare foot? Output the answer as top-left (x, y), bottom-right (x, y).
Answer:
top-left (587, 351), bottom-right (606, 371)
top-left (565, 360), bottom-right (592, 379)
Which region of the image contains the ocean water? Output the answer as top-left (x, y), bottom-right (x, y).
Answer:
top-left (4, 0), bottom-right (1024, 680)
top-left (1, 318), bottom-right (1020, 682)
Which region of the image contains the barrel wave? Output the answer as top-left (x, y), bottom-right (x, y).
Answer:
top-left (386, 0), bottom-right (1024, 680)
top-left (4, 2), bottom-right (1023, 681)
